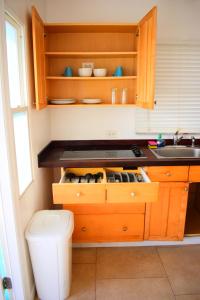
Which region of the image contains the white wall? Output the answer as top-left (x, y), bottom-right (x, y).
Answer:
top-left (46, 0), bottom-right (200, 140)
top-left (4, 0), bottom-right (53, 299)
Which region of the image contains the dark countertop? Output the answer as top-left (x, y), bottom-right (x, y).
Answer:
top-left (38, 139), bottom-right (200, 168)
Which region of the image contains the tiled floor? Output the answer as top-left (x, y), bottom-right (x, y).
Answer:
top-left (68, 245), bottom-right (200, 300)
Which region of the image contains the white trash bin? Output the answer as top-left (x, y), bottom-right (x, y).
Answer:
top-left (26, 210), bottom-right (74, 300)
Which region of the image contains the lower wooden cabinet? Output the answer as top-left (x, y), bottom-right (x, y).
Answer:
top-left (145, 182), bottom-right (189, 240)
top-left (146, 166), bottom-right (189, 182)
top-left (189, 166), bottom-right (200, 182)
top-left (52, 167), bottom-right (159, 205)
top-left (73, 214), bottom-right (144, 242)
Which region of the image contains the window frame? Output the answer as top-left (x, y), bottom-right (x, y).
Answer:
top-left (5, 11), bottom-right (33, 197)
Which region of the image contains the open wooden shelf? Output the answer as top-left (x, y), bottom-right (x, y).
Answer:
top-left (47, 104), bottom-right (136, 107)
top-left (45, 23), bottom-right (138, 33)
top-left (45, 51), bottom-right (138, 58)
top-left (46, 76), bottom-right (137, 80)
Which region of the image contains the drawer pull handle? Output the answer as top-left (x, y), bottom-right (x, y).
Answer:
top-left (81, 227), bottom-right (87, 232)
top-left (165, 172), bottom-right (171, 177)
top-left (130, 192), bottom-right (135, 197)
top-left (76, 192), bottom-right (81, 197)
top-left (122, 226), bottom-right (128, 231)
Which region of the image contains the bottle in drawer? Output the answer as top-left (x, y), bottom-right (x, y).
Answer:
top-left (107, 171), bottom-right (144, 183)
top-left (64, 172), bottom-right (103, 183)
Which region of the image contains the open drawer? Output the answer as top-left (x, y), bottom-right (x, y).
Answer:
top-left (52, 168), bottom-right (106, 204)
top-left (105, 167), bottom-right (159, 203)
top-left (52, 167), bottom-right (159, 205)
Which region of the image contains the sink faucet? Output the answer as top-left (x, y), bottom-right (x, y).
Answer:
top-left (191, 136), bottom-right (195, 147)
top-left (173, 130), bottom-right (184, 145)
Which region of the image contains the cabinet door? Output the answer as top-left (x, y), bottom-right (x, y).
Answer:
top-left (137, 6), bottom-right (157, 109)
top-left (145, 182), bottom-right (189, 240)
top-left (32, 7), bottom-right (47, 110)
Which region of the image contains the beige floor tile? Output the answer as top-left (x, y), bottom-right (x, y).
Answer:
top-left (96, 278), bottom-right (175, 300)
top-left (176, 296), bottom-right (200, 300)
top-left (158, 245), bottom-right (200, 295)
top-left (96, 247), bottom-right (166, 279)
top-left (72, 248), bottom-right (96, 264)
top-left (68, 264), bottom-right (95, 300)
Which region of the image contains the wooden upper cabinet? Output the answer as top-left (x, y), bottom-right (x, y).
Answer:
top-left (31, 6), bottom-right (157, 109)
top-left (137, 6), bottom-right (157, 109)
top-left (32, 7), bottom-right (47, 110)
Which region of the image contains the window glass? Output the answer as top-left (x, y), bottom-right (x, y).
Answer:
top-left (5, 20), bottom-right (21, 108)
top-left (13, 112), bottom-right (32, 194)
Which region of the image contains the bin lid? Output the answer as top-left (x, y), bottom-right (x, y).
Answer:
top-left (25, 210), bottom-right (74, 241)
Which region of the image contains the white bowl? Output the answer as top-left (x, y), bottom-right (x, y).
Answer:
top-left (78, 68), bottom-right (92, 77)
top-left (93, 68), bottom-right (107, 77)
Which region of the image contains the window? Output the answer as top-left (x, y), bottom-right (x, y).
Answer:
top-left (135, 44), bottom-right (200, 133)
top-left (5, 13), bottom-right (32, 195)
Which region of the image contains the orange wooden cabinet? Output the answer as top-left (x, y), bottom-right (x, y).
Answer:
top-left (53, 167), bottom-right (158, 242)
top-left (73, 214), bottom-right (145, 242)
top-left (145, 182), bottom-right (189, 240)
top-left (31, 7), bottom-right (47, 109)
top-left (31, 6), bottom-right (157, 110)
top-left (189, 166), bottom-right (200, 182)
top-left (52, 167), bottom-right (159, 205)
top-left (53, 168), bottom-right (106, 204)
top-left (146, 166), bottom-right (189, 182)
top-left (137, 6), bottom-right (157, 109)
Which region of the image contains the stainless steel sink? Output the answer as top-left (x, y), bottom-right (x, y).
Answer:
top-left (151, 146), bottom-right (200, 159)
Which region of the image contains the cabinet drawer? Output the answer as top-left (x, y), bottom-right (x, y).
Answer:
top-left (146, 166), bottom-right (189, 182)
top-left (73, 214), bottom-right (144, 242)
top-left (63, 203), bottom-right (145, 214)
top-left (106, 167), bottom-right (159, 203)
top-left (53, 168), bottom-right (106, 204)
top-left (189, 166), bottom-right (200, 182)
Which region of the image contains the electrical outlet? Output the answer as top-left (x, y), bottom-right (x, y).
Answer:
top-left (82, 62), bottom-right (94, 69)
top-left (105, 130), bottom-right (119, 138)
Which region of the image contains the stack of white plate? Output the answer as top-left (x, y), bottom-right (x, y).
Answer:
top-left (80, 98), bottom-right (102, 104)
top-left (49, 99), bottom-right (76, 105)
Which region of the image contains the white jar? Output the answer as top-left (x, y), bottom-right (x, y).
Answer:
top-left (111, 88), bottom-right (117, 104)
top-left (121, 88), bottom-right (127, 104)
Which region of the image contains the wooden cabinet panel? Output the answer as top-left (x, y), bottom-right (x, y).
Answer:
top-left (53, 167), bottom-right (158, 205)
top-left (189, 166), bottom-right (200, 182)
top-left (53, 183), bottom-right (105, 204)
top-left (31, 7), bottom-right (47, 110)
top-left (145, 182), bottom-right (189, 240)
top-left (146, 166), bottom-right (189, 182)
top-left (63, 203), bottom-right (145, 214)
top-left (106, 182), bottom-right (159, 203)
top-left (137, 6), bottom-right (157, 109)
top-left (53, 167), bottom-right (106, 204)
top-left (73, 214), bottom-right (144, 242)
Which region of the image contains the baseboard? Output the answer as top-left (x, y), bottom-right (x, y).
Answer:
top-left (72, 236), bottom-right (200, 248)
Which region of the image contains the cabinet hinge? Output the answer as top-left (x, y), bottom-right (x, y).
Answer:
top-left (136, 29), bottom-right (140, 37)
top-left (2, 277), bottom-right (12, 290)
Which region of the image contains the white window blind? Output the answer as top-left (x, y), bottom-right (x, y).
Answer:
top-left (136, 44), bottom-right (200, 133)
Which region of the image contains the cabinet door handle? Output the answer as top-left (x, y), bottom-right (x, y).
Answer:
top-left (165, 172), bottom-right (171, 177)
top-left (130, 192), bottom-right (135, 197)
top-left (76, 192), bottom-right (81, 197)
top-left (122, 226), bottom-right (128, 231)
top-left (81, 226), bottom-right (87, 232)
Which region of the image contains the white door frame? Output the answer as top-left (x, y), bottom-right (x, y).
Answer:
top-left (0, 0), bottom-right (26, 299)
